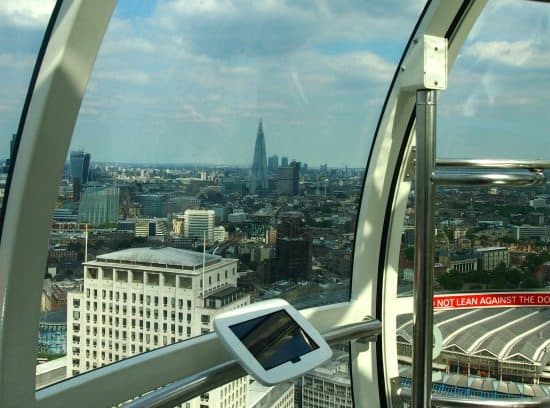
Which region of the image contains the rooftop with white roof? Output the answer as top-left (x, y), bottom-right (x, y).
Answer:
top-left (90, 247), bottom-right (227, 270)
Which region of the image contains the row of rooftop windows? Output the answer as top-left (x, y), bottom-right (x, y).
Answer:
top-left (86, 267), bottom-right (195, 288)
top-left (76, 305), bottom-right (195, 321)
top-left (85, 268), bottom-right (235, 287)
top-left (72, 328), bottom-right (195, 349)
top-left (81, 291), bottom-right (194, 308)
top-left (76, 323), bottom-right (195, 337)
top-left (79, 313), bottom-right (194, 327)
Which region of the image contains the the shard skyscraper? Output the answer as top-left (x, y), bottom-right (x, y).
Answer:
top-left (249, 120), bottom-right (269, 195)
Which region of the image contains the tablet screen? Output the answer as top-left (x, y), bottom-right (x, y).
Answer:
top-left (229, 309), bottom-right (319, 370)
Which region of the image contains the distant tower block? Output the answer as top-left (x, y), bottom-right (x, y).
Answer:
top-left (249, 120), bottom-right (269, 194)
top-left (70, 150), bottom-right (91, 201)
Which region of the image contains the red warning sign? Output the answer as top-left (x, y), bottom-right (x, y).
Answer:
top-left (433, 292), bottom-right (550, 310)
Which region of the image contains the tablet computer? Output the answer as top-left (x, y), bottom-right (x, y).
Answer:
top-left (214, 299), bottom-right (332, 385)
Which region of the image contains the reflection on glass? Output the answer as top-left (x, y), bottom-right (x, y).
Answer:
top-left (230, 310), bottom-right (319, 370)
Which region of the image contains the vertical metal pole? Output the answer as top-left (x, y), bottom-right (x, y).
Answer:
top-left (413, 89), bottom-right (437, 408)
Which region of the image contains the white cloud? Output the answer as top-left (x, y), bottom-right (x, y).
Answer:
top-left (464, 40), bottom-right (550, 69)
top-left (95, 70), bottom-right (152, 85)
top-left (326, 51), bottom-right (394, 84)
top-left (0, 0), bottom-right (55, 28)
top-left (220, 66), bottom-right (257, 75)
top-left (0, 52), bottom-right (35, 69)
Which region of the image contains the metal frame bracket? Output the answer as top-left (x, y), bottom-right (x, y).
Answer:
top-left (400, 35), bottom-right (448, 91)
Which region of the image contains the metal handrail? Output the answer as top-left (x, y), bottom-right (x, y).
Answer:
top-left (397, 388), bottom-right (550, 407)
top-left (122, 319), bottom-right (382, 408)
top-left (436, 159), bottom-right (550, 171)
top-left (433, 171), bottom-right (546, 187)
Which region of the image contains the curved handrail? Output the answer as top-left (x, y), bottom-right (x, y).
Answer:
top-left (436, 159), bottom-right (550, 171)
top-left (432, 171), bottom-right (546, 187)
top-left (121, 319), bottom-right (382, 408)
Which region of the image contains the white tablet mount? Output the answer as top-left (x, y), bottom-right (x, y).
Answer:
top-left (214, 299), bottom-right (332, 385)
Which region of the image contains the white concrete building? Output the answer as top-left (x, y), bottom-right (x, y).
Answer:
top-left (67, 247), bottom-right (250, 407)
top-left (213, 225), bottom-right (227, 243)
top-left (449, 257), bottom-right (477, 273)
top-left (247, 381), bottom-right (294, 408)
top-left (516, 225), bottom-right (550, 242)
top-left (475, 247), bottom-right (510, 271)
top-left (183, 209), bottom-right (215, 242)
top-left (301, 350), bottom-right (353, 408)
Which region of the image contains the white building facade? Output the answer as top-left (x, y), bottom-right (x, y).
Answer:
top-left (67, 247), bottom-right (250, 407)
top-left (516, 225), bottom-right (550, 242)
top-left (183, 209), bottom-right (215, 242)
top-left (475, 247), bottom-right (510, 271)
top-left (247, 381), bottom-right (294, 408)
top-left (301, 351), bottom-right (353, 408)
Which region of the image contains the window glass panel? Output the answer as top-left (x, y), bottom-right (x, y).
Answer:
top-left (34, 1), bottom-right (425, 404)
top-left (0, 0), bottom-right (56, 216)
top-left (396, 0), bottom-right (550, 401)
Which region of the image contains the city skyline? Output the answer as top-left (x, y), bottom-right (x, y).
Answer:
top-left (0, 1), bottom-right (548, 168)
top-left (2, 2), bottom-right (546, 404)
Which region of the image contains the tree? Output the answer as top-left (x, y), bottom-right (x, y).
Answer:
top-left (438, 271), bottom-right (464, 291)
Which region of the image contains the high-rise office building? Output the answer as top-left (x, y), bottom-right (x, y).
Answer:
top-left (3, 133), bottom-right (16, 172)
top-left (272, 212), bottom-right (312, 283)
top-left (10, 133), bottom-right (16, 160)
top-left (268, 154), bottom-right (279, 172)
top-left (249, 120), bottom-right (269, 195)
top-left (183, 209), bottom-right (215, 242)
top-left (276, 161), bottom-right (300, 196)
top-left (8, 133), bottom-right (16, 169)
top-left (278, 211), bottom-right (305, 238)
top-left (78, 186), bottom-right (120, 226)
top-left (281, 156), bottom-right (289, 167)
top-left (70, 150), bottom-right (91, 201)
top-left (66, 247), bottom-right (250, 407)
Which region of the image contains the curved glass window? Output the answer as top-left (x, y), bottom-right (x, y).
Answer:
top-left (395, 0), bottom-right (550, 402)
top-left (0, 0), bottom-right (56, 215)
top-left (33, 1), bottom-right (425, 405)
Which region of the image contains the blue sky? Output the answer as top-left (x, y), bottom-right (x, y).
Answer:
top-left (0, 0), bottom-right (548, 167)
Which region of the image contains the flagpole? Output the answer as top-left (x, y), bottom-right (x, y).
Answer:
top-left (85, 224), bottom-right (88, 262)
top-left (202, 230), bottom-right (206, 302)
